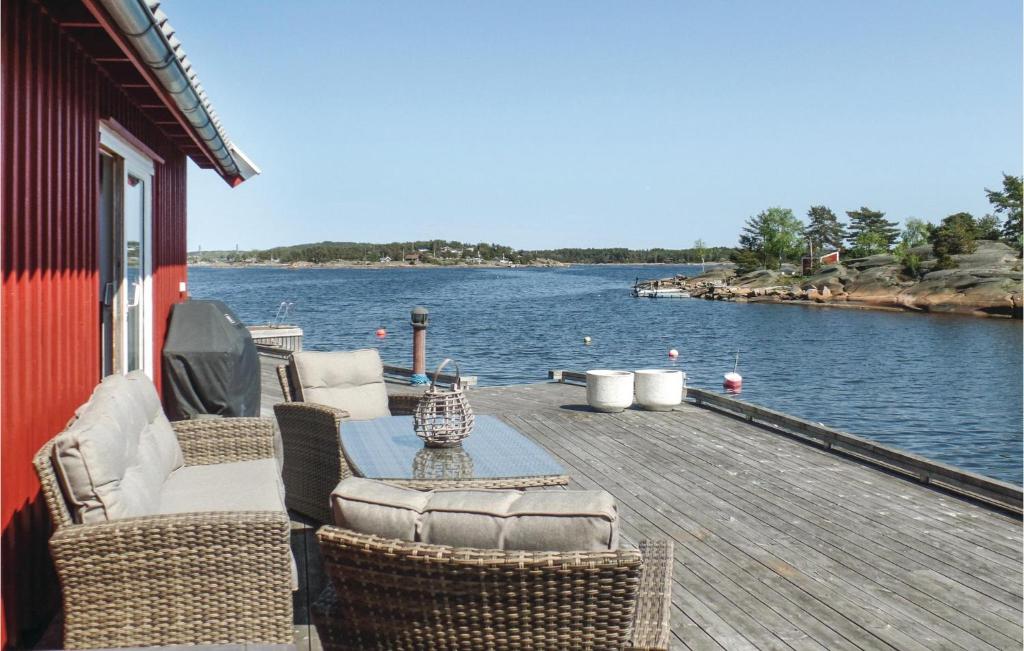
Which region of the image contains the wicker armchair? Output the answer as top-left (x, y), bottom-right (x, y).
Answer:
top-left (274, 354), bottom-right (420, 523)
top-left (312, 527), bottom-right (674, 650)
top-left (276, 358), bottom-right (420, 413)
top-left (33, 417), bottom-right (293, 648)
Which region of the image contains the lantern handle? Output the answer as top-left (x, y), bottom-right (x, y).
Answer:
top-left (431, 358), bottom-right (462, 390)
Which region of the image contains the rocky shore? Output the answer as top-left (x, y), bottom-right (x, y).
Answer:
top-left (638, 241), bottom-right (1022, 318)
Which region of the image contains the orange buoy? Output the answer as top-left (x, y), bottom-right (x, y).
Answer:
top-left (375, 328), bottom-right (387, 338)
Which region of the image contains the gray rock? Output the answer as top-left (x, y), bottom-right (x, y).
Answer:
top-left (954, 240), bottom-right (1019, 267)
top-left (845, 254), bottom-right (895, 271)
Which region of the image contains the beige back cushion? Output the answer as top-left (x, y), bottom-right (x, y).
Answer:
top-left (332, 477), bottom-right (619, 551)
top-left (291, 349), bottom-right (390, 420)
top-left (53, 372), bottom-right (185, 523)
top-left (123, 371), bottom-right (185, 477)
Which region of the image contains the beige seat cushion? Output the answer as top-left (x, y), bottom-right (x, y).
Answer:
top-left (291, 349), bottom-right (390, 420)
top-left (331, 477), bottom-right (619, 551)
top-left (159, 458), bottom-right (286, 515)
top-left (160, 458), bottom-right (295, 589)
top-left (53, 372), bottom-right (185, 524)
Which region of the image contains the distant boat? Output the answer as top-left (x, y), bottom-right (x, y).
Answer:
top-left (632, 287), bottom-right (690, 299)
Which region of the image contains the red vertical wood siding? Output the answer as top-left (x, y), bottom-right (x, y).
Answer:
top-left (152, 153), bottom-right (189, 369)
top-left (1, 1), bottom-right (187, 645)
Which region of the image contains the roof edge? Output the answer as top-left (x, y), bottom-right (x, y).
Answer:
top-left (94, 0), bottom-right (259, 186)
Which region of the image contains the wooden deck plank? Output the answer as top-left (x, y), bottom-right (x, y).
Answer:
top-left (518, 413), bottom-right (940, 651)
top-left (521, 418), bottom-right (865, 651)
top-left (524, 432), bottom-right (784, 650)
top-left (259, 356), bottom-right (1022, 650)
top-left (538, 421), bottom-right (832, 650)
top-left (630, 410), bottom-right (1024, 627)
top-left (594, 408), bottom-right (1017, 647)
top-left (661, 406), bottom-right (1024, 563)
top-left (290, 516), bottom-right (324, 651)
top-left (519, 384), bottom-right (1022, 569)
top-left (651, 411), bottom-right (1023, 572)
top-left (625, 410), bottom-right (1024, 614)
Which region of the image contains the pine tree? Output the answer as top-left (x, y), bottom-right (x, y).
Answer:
top-left (803, 205), bottom-right (846, 253)
top-left (930, 212), bottom-right (979, 268)
top-left (974, 215), bottom-right (1002, 240)
top-left (729, 248), bottom-right (761, 275)
top-left (739, 212), bottom-right (770, 269)
top-left (845, 207), bottom-right (900, 255)
top-left (738, 208), bottom-right (804, 270)
top-left (985, 173), bottom-right (1022, 249)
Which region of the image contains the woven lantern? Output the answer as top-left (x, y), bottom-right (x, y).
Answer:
top-left (413, 358), bottom-right (475, 447)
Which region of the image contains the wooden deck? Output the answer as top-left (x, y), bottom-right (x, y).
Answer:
top-left (260, 356), bottom-right (1023, 651)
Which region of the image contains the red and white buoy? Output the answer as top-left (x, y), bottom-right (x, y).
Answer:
top-left (375, 328), bottom-right (387, 338)
top-left (723, 352), bottom-right (743, 393)
top-left (723, 371), bottom-right (742, 392)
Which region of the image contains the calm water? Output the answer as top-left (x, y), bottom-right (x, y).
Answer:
top-left (190, 265), bottom-right (1024, 485)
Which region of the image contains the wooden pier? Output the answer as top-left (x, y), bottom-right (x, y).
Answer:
top-left (259, 356), bottom-right (1023, 651)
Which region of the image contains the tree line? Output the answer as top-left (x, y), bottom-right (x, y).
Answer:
top-left (517, 246), bottom-right (733, 264)
top-left (190, 240), bottom-right (734, 265)
top-left (193, 240), bottom-right (520, 264)
top-left (189, 174), bottom-right (1020, 270)
top-left (730, 173), bottom-right (1022, 275)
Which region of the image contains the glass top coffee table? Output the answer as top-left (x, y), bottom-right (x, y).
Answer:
top-left (339, 415), bottom-right (569, 490)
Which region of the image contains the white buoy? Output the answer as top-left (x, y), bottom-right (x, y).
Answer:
top-left (668, 349), bottom-right (679, 359)
top-left (583, 336), bottom-right (592, 345)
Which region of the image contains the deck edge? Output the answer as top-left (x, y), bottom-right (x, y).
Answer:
top-left (550, 369), bottom-right (1024, 516)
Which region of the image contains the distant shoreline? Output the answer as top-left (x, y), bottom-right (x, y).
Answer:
top-left (635, 241), bottom-right (1022, 319)
top-left (187, 261), bottom-right (734, 270)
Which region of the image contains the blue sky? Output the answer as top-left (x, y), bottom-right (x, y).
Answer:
top-left (173, 1), bottom-right (1022, 251)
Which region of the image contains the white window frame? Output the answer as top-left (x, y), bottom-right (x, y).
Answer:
top-left (100, 123), bottom-right (156, 378)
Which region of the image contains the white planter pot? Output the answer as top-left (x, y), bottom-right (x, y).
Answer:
top-left (634, 369), bottom-right (685, 411)
top-left (586, 370), bottom-right (635, 413)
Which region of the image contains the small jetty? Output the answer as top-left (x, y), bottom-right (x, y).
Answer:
top-left (633, 271), bottom-right (829, 305)
top-left (633, 287), bottom-right (692, 299)
top-left (258, 353), bottom-right (1023, 651)
top-left (632, 276), bottom-right (692, 298)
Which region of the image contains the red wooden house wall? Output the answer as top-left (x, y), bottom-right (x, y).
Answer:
top-left (1, 0), bottom-right (188, 645)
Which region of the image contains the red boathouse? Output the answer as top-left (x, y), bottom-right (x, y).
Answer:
top-left (1, 0), bottom-right (258, 644)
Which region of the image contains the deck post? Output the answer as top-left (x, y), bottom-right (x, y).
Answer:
top-left (410, 306), bottom-right (429, 384)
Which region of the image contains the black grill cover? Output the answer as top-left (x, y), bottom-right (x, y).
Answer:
top-left (162, 300), bottom-right (260, 420)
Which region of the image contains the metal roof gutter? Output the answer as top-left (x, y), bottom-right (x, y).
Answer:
top-left (96, 0), bottom-right (260, 186)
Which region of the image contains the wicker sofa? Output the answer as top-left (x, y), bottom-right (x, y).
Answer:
top-left (312, 478), bottom-right (674, 650)
top-left (33, 371), bottom-right (293, 648)
top-left (273, 349), bottom-right (420, 522)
